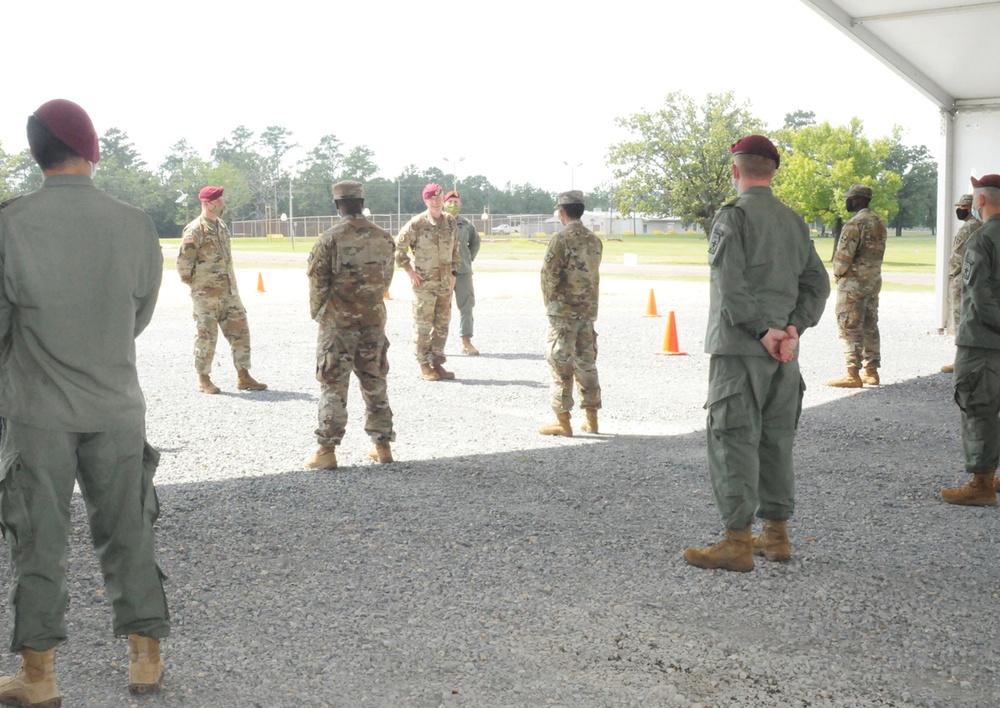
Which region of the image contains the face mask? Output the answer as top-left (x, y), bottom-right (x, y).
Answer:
top-left (972, 201), bottom-right (983, 222)
top-left (89, 161), bottom-right (98, 178)
top-left (956, 208), bottom-right (970, 221)
top-left (443, 202), bottom-right (460, 216)
top-left (845, 198), bottom-right (856, 213)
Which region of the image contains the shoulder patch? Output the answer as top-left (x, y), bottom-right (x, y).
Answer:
top-left (545, 250), bottom-right (555, 263)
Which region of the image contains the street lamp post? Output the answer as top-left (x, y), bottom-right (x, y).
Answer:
top-left (443, 156), bottom-right (465, 190)
top-left (563, 161), bottom-right (583, 189)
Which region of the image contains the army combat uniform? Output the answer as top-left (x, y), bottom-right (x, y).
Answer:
top-left (395, 210), bottom-right (459, 367)
top-left (176, 215), bottom-right (253, 375)
top-left (704, 186), bottom-right (829, 531)
top-left (832, 207), bottom-right (886, 371)
top-left (541, 218), bottom-right (603, 416)
top-left (948, 213), bottom-right (982, 333)
top-left (307, 212), bottom-right (396, 450)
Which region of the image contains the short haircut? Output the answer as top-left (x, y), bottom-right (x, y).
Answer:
top-left (335, 197), bottom-right (364, 214)
top-left (975, 186), bottom-right (1000, 207)
top-left (734, 153), bottom-right (777, 179)
top-left (562, 203), bottom-right (585, 219)
top-left (26, 114), bottom-right (80, 170)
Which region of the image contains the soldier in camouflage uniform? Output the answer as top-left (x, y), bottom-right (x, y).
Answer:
top-left (176, 186), bottom-right (267, 394)
top-left (538, 190), bottom-right (603, 437)
top-left (942, 194), bottom-right (982, 372)
top-left (304, 181), bottom-right (396, 470)
top-left (443, 190), bottom-right (482, 355)
top-left (940, 174), bottom-right (1000, 505)
top-left (395, 183), bottom-right (459, 381)
top-left (826, 184), bottom-right (886, 388)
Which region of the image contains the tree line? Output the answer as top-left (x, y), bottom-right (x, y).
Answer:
top-left (0, 91), bottom-right (935, 238)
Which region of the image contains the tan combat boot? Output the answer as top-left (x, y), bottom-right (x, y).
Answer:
top-left (432, 361), bottom-right (455, 380)
top-left (826, 367), bottom-right (863, 388)
top-left (940, 469), bottom-right (997, 506)
top-left (128, 635), bottom-right (164, 695)
top-left (368, 443), bottom-right (393, 464)
top-left (304, 446), bottom-right (337, 470)
top-left (683, 526), bottom-right (754, 572)
top-left (538, 412), bottom-right (572, 437)
top-left (198, 374), bottom-right (220, 394)
top-left (752, 520), bottom-right (791, 562)
top-left (580, 407), bottom-right (599, 434)
top-left (419, 363), bottom-right (441, 381)
top-left (461, 336), bottom-right (480, 355)
top-left (236, 368), bottom-right (267, 391)
top-left (0, 647), bottom-right (61, 707)
top-left (861, 366), bottom-right (880, 386)
top-left (941, 364), bottom-right (955, 373)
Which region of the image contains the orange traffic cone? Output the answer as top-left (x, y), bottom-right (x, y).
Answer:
top-left (643, 289), bottom-right (661, 318)
top-left (656, 311), bottom-right (687, 356)
top-left (384, 290), bottom-right (392, 300)
top-left (256, 272), bottom-right (266, 293)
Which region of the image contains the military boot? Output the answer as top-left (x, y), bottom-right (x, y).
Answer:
top-left (368, 443), bottom-right (393, 464)
top-left (940, 469), bottom-right (997, 506)
top-left (752, 520), bottom-right (791, 562)
top-left (304, 446), bottom-right (337, 470)
top-left (128, 635), bottom-right (164, 695)
top-left (419, 363), bottom-right (441, 381)
top-left (683, 526), bottom-right (754, 572)
top-left (826, 367), bottom-right (862, 388)
top-left (198, 374), bottom-right (220, 394)
top-left (580, 407), bottom-right (599, 434)
top-left (236, 368), bottom-right (267, 391)
top-left (432, 363), bottom-right (455, 380)
top-left (0, 647), bottom-right (61, 707)
top-left (861, 366), bottom-right (880, 386)
top-left (461, 336), bottom-right (480, 355)
top-left (941, 364), bottom-right (955, 373)
top-left (538, 412), bottom-right (572, 437)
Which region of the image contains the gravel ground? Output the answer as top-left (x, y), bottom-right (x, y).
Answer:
top-left (0, 257), bottom-right (997, 707)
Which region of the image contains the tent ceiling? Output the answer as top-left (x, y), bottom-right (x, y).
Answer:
top-left (800, 1), bottom-right (1000, 110)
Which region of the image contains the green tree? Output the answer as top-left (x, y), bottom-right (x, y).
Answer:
top-left (783, 110), bottom-right (816, 130)
top-left (607, 91), bottom-right (765, 234)
top-left (93, 128), bottom-right (164, 225)
top-left (341, 146), bottom-right (378, 181)
top-left (881, 132), bottom-right (937, 235)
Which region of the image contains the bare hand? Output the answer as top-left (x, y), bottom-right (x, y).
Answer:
top-left (407, 269), bottom-right (424, 288)
top-left (760, 328), bottom-right (787, 361)
top-left (778, 325), bottom-right (799, 363)
top-left (450, 274), bottom-right (456, 292)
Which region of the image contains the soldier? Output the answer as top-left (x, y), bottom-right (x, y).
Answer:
top-left (940, 174), bottom-right (1000, 505)
top-left (538, 191), bottom-right (603, 437)
top-left (942, 194), bottom-right (982, 373)
top-left (0, 99), bottom-right (169, 703)
top-left (304, 181), bottom-right (396, 470)
top-left (395, 183), bottom-right (459, 381)
top-left (684, 135), bottom-right (829, 573)
top-left (443, 190), bottom-right (482, 355)
top-left (826, 184), bottom-right (887, 388)
top-left (176, 186), bottom-right (267, 394)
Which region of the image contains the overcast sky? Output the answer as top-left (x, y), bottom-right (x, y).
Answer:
top-left (1, 0), bottom-right (942, 194)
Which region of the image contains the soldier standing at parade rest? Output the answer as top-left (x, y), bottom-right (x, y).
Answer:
top-left (176, 186), bottom-right (267, 394)
top-left (941, 194), bottom-right (982, 373)
top-left (939, 174), bottom-right (1000, 506)
top-left (826, 184), bottom-right (887, 388)
top-left (538, 191), bottom-right (603, 437)
top-left (395, 183), bottom-right (460, 381)
top-left (304, 181), bottom-right (396, 471)
top-left (684, 135), bottom-right (830, 573)
top-left (0, 99), bottom-right (169, 703)
top-left (443, 190), bottom-right (482, 355)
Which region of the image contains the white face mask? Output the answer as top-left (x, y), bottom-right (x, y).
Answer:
top-left (89, 161), bottom-right (98, 178)
top-left (972, 198), bottom-right (983, 222)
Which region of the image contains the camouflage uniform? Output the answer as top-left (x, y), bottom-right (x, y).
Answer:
top-left (453, 215), bottom-right (481, 338)
top-left (395, 210), bottom-right (459, 365)
top-left (307, 209), bottom-right (396, 448)
top-left (541, 218), bottom-right (603, 414)
top-left (833, 207), bottom-right (886, 369)
top-left (176, 215), bottom-right (252, 374)
top-left (948, 214), bottom-right (982, 333)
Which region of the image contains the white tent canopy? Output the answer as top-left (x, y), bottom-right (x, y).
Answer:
top-left (800, 0), bottom-right (1000, 328)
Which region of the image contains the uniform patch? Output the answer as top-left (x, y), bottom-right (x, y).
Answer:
top-left (182, 234), bottom-right (195, 245)
top-left (707, 222), bottom-right (727, 264)
top-left (307, 252), bottom-right (314, 265)
top-left (962, 249), bottom-right (976, 286)
top-left (545, 251), bottom-right (555, 263)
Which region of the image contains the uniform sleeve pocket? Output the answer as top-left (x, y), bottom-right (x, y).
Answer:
top-left (0, 453), bottom-right (33, 547)
top-left (141, 442), bottom-right (161, 526)
top-left (705, 373), bottom-right (750, 432)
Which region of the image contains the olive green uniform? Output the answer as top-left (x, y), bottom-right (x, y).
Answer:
top-left (954, 214), bottom-right (1000, 474)
top-left (453, 216), bottom-right (481, 338)
top-left (705, 186), bottom-right (830, 529)
top-left (0, 175), bottom-right (169, 651)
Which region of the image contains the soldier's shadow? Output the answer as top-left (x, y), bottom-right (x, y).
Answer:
top-left (216, 390), bottom-right (315, 402)
top-left (452, 379), bottom-right (546, 388)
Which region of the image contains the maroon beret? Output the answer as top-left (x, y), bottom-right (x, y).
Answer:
top-left (422, 183), bottom-right (444, 200)
top-left (971, 174), bottom-right (1000, 190)
top-left (443, 190), bottom-right (459, 202)
top-left (730, 134), bottom-right (780, 168)
top-left (198, 186), bottom-right (225, 202)
top-left (32, 99), bottom-right (100, 164)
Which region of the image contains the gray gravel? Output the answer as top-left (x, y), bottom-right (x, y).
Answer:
top-left (0, 259), bottom-right (996, 707)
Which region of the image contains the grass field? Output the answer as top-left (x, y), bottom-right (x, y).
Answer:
top-left (162, 231), bottom-right (938, 273)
